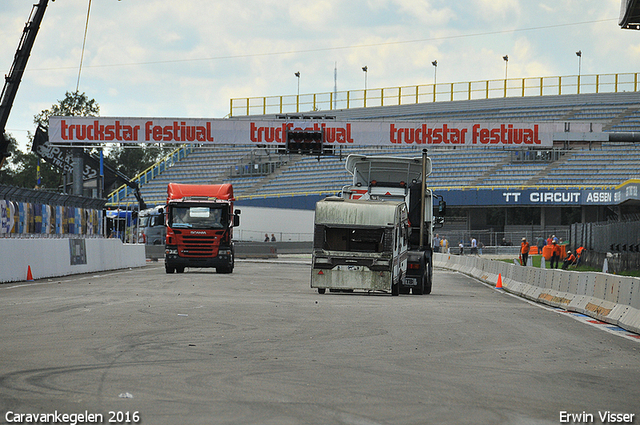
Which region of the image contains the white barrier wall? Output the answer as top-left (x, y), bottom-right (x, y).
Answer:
top-left (434, 253), bottom-right (640, 335)
top-left (0, 238), bottom-right (146, 283)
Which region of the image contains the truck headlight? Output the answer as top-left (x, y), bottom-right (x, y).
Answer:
top-left (165, 248), bottom-right (178, 255)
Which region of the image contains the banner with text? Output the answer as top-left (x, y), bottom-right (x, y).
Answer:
top-left (45, 117), bottom-right (593, 148)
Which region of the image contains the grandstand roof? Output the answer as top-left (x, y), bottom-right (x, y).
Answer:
top-left (237, 91), bottom-right (640, 135)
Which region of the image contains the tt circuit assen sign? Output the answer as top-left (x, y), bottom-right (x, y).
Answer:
top-left (47, 117), bottom-right (578, 147)
top-left (440, 188), bottom-right (617, 206)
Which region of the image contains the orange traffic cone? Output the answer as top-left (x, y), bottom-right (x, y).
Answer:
top-left (496, 273), bottom-right (503, 289)
top-left (26, 265), bottom-right (33, 281)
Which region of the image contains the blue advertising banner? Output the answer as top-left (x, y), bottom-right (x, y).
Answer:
top-left (614, 180), bottom-right (640, 204)
top-left (435, 187), bottom-right (616, 206)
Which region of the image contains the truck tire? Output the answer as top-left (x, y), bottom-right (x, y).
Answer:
top-left (217, 252), bottom-right (235, 274)
top-left (412, 253), bottom-right (427, 295)
top-left (424, 258), bottom-right (433, 295)
top-left (392, 273), bottom-right (400, 296)
top-left (318, 288), bottom-right (326, 294)
top-left (412, 277), bottom-right (424, 295)
top-left (165, 266), bottom-right (175, 274)
top-left (176, 267), bottom-right (185, 273)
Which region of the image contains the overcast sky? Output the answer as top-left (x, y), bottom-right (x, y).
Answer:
top-left (0, 0), bottom-right (636, 151)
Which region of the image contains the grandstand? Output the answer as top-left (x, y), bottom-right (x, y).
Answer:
top-left (105, 88), bottom-right (640, 243)
top-left (109, 91), bottom-right (640, 205)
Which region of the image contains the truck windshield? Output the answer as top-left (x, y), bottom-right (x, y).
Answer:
top-left (170, 206), bottom-right (226, 229)
top-left (324, 227), bottom-right (386, 253)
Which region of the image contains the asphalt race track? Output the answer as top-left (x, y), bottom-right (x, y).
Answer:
top-left (0, 258), bottom-right (638, 425)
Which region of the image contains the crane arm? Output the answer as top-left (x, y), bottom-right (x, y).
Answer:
top-left (0, 0), bottom-right (51, 169)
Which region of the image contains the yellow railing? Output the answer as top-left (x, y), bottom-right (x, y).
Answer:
top-left (230, 72), bottom-right (640, 117)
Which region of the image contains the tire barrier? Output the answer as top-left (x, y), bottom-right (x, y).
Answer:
top-left (434, 253), bottom-right (640, 335)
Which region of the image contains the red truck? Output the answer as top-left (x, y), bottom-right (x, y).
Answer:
top-left (164, 183), bottom-right (240, 274)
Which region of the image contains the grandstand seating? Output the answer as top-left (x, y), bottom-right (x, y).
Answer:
top-left (110, 91), bottom-right (640, 207)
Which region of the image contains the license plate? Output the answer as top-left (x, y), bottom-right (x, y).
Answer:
top-left (336, 265), bottom-right (362, 271)
top-left (404, 277), bottom-right (418, 286)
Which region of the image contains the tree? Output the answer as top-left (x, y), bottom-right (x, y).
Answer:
top-left (0, 91), bottom-right (100, 189)
top-left (34, 90), bottom-right (99, 128)
top-left (3, 90), bottom-right (173, 191)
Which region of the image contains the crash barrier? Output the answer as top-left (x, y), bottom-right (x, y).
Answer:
top-left (0, 237), bottom-right (145, 283)
top-left (234, 242), bottom-right (277, 259)
top-left (144, 244), bottom-right (165, 260)
top-left (434, 253), bottom-right (640, 335)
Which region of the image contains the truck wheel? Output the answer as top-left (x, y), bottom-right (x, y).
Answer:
top-left (217, 254), bottom-right (234, 274)
top-left (412, 278), bottom-right (424, 295)
top-left (176, 267), bottom-right (185, 273)
top-left (217, 263), bottom-right (234, 274)
top-left (424, 261), bottom-right (433, 295)
top-left (165, 266), bottom-right (175, 274)
top-left (318, 288), bottom-right (326, 294)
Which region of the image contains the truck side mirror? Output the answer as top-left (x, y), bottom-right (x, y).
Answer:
top-left (438, 200), bottom-right (446, 215)
top-left (233, 209), bottom-right (241, 227)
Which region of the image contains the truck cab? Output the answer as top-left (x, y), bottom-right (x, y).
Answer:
top-left (164, 183), bottom-right (239, 274)
top-left (311, 197), bottom-right (409, 295)
top-left (138, 205), bottom-right (166, 245)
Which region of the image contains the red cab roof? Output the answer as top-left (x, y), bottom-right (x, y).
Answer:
top-left (167, 183), bottom-right (234, 202)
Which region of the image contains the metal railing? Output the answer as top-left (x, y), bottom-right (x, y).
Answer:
top-left (230, 72), bottom-right (640, 117)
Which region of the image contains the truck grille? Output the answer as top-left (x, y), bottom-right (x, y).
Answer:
top-left (176, 233), bottom-right (222, 257)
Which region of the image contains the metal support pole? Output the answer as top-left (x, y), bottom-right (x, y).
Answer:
top-left (73, 147), bottom-right (83, 196)
top-left (419, 149), bottom-right (428, 251)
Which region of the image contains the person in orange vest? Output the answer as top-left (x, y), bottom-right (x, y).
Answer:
top-left (562, 250), bottom-right (576, 270)
top-left (520, 237), bottom-right (530, 266)
top-left (550, 241), bottom-right (562, 269)
top-left (576, 246), bottom-right (585, 266)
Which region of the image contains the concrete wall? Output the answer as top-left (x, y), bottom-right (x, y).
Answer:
top-left (0, 238), bottom-right (146, 283)
top-left (434, 253), bottom-right (640, 334)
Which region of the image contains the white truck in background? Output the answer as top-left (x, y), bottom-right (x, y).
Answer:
top-left (138, 205), bottom-right (166, 245)
top-left (336, 150), bottom-right (444, 295)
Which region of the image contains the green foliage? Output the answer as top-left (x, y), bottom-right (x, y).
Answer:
top-left (3, 89), bottom-right (177, 189)
top-left (1, 91), bottom-right (98, 188)
top-left (34, 90), bottom-right (99, 128)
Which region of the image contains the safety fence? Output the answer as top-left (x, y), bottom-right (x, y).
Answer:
top-left (230, 72), bottom-right (640, 117)
top-left (570, 219), bottom-right (640, 271)
top-left (434, 253), bottom-right (640, 335)
top-left (1, 184), bottom-right (105, 238)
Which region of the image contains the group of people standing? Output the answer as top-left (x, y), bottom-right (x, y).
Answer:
top-left (520, 234), bottom-right (585, 269)
top-left (433, 234), bottom-right (483, 255)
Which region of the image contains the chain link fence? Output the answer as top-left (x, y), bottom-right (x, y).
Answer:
top-left (571, 220), bottom-right (640, 272)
